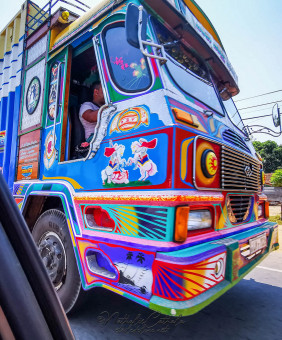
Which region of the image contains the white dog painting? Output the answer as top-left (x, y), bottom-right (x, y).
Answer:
top-left (127, 138), bottom-right (158, 181)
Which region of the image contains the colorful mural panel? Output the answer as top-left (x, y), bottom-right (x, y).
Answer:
top-left (101, 138), bottom-right (159, 187)
top-left (26, 76), bottom-right (41, 115)
top-left (21, 58), bottom-right (45, 131)
top-left (77, 239), bottom-right (155, 300)
top-left (43, 130), bottom-right (57, 170)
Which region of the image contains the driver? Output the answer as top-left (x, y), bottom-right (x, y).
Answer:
top-left (79, 81), bottom-right (105, 142)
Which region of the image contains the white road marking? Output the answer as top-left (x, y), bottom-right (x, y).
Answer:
top-left (257, 266), bottom-right (282, 273)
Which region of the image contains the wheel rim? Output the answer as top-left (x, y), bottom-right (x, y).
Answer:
top-left (38, 231), bottom-right (66, 290)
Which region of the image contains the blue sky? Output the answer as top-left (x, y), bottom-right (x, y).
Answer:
top-left (1, 0), bottom-right (282, 142)
top-left (197, 0), bottom-right (282, 143)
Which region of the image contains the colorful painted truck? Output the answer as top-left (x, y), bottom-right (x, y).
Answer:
top-left (0, 0), bottom-right (280, 316)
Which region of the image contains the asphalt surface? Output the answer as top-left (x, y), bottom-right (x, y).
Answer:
top-left (69, 226), bottom-right (282, 340)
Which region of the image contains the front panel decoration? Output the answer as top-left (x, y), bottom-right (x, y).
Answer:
top-left (17, 129), bottom-right (41, 180)
top-left (77, 239), bottom-right (155, 300)
top-left (21, 58), bottom-right (45, 131)
top-left (152, 252), bottom-right (226, 301)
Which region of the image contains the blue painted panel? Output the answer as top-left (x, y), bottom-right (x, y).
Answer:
top-left (0, 97), bottom-right (7, 133)
top-left (2, 91), bottom-right (15, 184)
top-left (8, 85), bottom-right (22, 190)
top-left (0, 97), bottom-right (8, 173)
top-left (40, 127), bottom-right (168, 190)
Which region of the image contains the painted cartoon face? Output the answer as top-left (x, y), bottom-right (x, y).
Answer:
top-left (131, 141), bottom-right (140, 154)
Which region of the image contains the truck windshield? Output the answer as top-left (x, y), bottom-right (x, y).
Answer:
top-left (222, 97), bottom-right (245, 132)
top-left (152, 18), bottom-right (223, 115)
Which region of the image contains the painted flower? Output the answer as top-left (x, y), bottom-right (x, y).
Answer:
top-left (130, 59), bottom-right (148, 79)
top-left (112, 56), bottom-right (129, 70)
top-left (140, 58), bottom-right (146, 70)
top-left (133, 70), bottom-right (140, 77)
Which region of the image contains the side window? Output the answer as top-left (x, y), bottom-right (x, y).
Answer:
top-left (104, 25), bottom-right (152, 92)
top-left (66, 42), bottom-right (101, 160)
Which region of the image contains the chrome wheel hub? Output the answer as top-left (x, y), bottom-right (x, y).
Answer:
top-left (38, 232), bottom-right (66, 290)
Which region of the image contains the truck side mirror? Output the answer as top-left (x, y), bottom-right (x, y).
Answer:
top-left (125, 3), bottom-right (148, 48)
top-left (272, 103), bottom-right (281, 128)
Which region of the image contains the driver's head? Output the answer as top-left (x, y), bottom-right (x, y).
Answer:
top-left (92, 81), bottom-right (105, 106)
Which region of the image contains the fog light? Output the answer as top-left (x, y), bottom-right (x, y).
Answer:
top-left (188, 210), bottom-right (212, 230)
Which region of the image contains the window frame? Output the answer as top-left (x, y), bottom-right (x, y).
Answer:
top-left (222, 96), bottom-right (247, 135)
top-left (102, 22), bottom-right (153, 94)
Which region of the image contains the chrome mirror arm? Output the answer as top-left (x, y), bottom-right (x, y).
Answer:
top-left (137, 6), bottom-right (167, 64)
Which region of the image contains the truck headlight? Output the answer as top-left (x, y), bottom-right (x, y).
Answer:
top-left (174, 207), bottom-right (213, 242)
top-left (188, 210), bottom-right (212, 230)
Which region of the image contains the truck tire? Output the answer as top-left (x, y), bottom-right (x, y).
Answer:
top-left (32, 209), bottom-right (81, 313)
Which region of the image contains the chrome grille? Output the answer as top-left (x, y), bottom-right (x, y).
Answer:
top-left (227, 195), bottom-right (252, 223)
top-left (222, 129), bottom-right (250, 153)
top-left (221, 146), bottom-right (260, 192)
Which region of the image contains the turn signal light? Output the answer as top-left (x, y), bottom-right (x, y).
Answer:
top-left (265, 201), bottom-right (269, 218)
top-left (174, 206), bottom-right (189, 242)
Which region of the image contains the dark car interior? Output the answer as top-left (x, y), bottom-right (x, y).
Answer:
top-left (0, 173), bottom-right (74, 340)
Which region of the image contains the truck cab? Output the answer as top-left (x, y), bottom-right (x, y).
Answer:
top-left (0, 0), bottom-right (279, 316)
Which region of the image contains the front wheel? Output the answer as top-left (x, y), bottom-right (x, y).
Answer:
top-left (32, 209), bottom-right (81, 313)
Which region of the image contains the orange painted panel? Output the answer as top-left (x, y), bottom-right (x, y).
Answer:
top-left (17, 162), bottom-right (39, 181)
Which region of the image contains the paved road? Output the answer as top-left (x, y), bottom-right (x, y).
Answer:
top-left (69, 227), bottom-right (282, 340)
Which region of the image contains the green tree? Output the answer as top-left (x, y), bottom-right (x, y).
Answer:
top-left (253, 140), bottom-right (282, 173)
top-left (271, 169), bottom-right (282, 186)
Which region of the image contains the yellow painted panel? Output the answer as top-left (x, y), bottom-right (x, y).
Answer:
top-left (181, 138), bottom-right (193, 180)
top-left (184, 0), bottom-right (223, 48)
top-left (0, 4), bottom-right (27, 56)
top-left (42, 175), bottom-right (83, 189)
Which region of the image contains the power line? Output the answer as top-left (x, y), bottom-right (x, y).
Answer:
top-left (239, 106), bottom-right (275, 115)
top-left (234, 89), bottom-right (282, 102)
top-left (242, 113), bottom-right (272, 121)
top-left (237, 100), bottom-right (282, 111)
